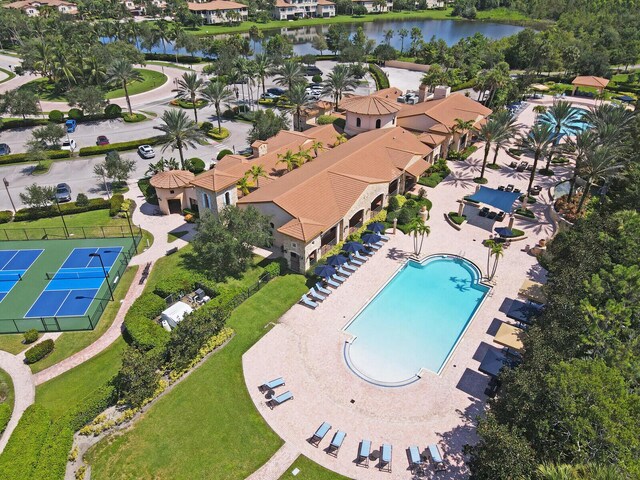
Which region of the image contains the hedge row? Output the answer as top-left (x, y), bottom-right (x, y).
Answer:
top-left (24, 339), bottom-right (54, 364)
top-left (0, 150), bottom-right (70, 166)
top-left (123, 293), bottom-right (170, 351)
top-left (0, 118), bottom-right (49, 130)
top-left (68, 384), bottom-right (116, 431)
top-left (14, 198), bottom-right (110, 222)
top-left (109, 194), bottom-right (124, 217)
top-left (78, 136), bottom-right (161, 157)
top-left (0, 403), bottom-right (10, 434)
top-left (30, 419), bottom-right (73, 480)
top-left (369, 63), bottom-right (390, 90)
top-left (0, 211), bottom-right (12, 224)
top-left (144, 52), bottom-right (203, 64)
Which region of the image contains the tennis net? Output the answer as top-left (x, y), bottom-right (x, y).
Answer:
top-left (46, 270), bottom-right (107, 280)
top-left (0, 272), bottom-right (22, 281)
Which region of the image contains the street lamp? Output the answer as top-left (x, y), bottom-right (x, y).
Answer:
top-left (2, 178), bottom-right (16, 213)
top-left (88, 253), bottom-right (114, 301)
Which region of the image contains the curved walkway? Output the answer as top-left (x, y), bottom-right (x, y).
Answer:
top-left (0, 350), bottom-right (35, 452)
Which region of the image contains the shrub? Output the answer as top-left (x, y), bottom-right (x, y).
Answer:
top-left (200, 121), bottom-right (213, 132)
top-left (264, 261), bottom-right (281, 277)
top-left (333, 117), bottom-right (346, 129)
top-left (109, 194), bottom-right (124, 217)
top-left (152, 269), bottom-right (200, 298)
top-left (317, 115), bottom-right (338, 125)
top-left (75, 193), bottom-right (89, 206)
top-left (0, 403), bottom-right (10, 434)
top-left (388, 194), bottom-right (406, 211)
top-left (0, 210), bottom-right (12, 224)
top-left (397, 206), bottom-right (416, 225)
top-left (78, 136), bottom-right (160, 156)
top-left (170, 99), bottom-right (207, 109)
top-left (128, 292), bottom-right (166, 319)
top-left (48, 110), bottom-right (64, 123)
top-left (368, 63), bottom-right (390, 89)
top-left (419, 173), bottom-right (443, 188)
top-left (0, 150), bottom-right (70, 166)
top-left (24, 339), bottom-right (54, 364)
top-left (124, 315), bottom-right (170, 351)
top-left (30, 419), bottom-right (73, 480)
top-left (104, 103), bottom-right (122, 119)
top-left (222, 109), bottom-right (235, 119)
top-left (13, 198), bottom-right (109, 222)
top-left (448, 212), bottom-right (466, 225)
top-left (217, 149), bottom-right (233, 160)
top-left (0, 118), bottom-right (49, 130)
top-left (187, 157), bottom-right (205, 174)
top-left (68, 108), bottom-right (84, 121)
top-left (68, 384), bottom-right (116, 431)
top-left (207, 127), bottom-right (229, 140)
top-left (515, 207), bottom-right (535, 218)
top-left (122, 113), bottom-right (146, 123)
top-left (23, 329), bottom-right (39, 344)
top-left (312, 74), bottom-right (322, 83)
top-left (138, 178), bottom-right (158, 205)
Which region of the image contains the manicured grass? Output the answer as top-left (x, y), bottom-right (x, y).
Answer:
top-left (31, 159), bottom-right (52, 175)
top-left (0, 66), bottom-right (16, 85)
top-left (476, 7), bottom-right (528, 21)
top-left (167, 230), bottom-right (188, 243)
top-left (279, 455), bottom-right (351, 480)
top-left (36, 337), bottom-right (126, 420)
top-left (29, 266), bottom-right (138, 373)
top-left (85, 274), bottom-right (309, 479)
top-left (0, 367), bottom-right (14, 416)
top-left (146, 61), bottom-right (195, 71)
top-left (0, 335), bottom-right (28, 354)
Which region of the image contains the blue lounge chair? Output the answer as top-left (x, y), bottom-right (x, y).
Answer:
top-left (409, 445), bottom-right (423, 472)
top-left (368, 241), bottom-right (384, 250)
top-left (348, 254), bottom-right (364, 266)
top-left (308, 288), bottom-right (326, 302)
top-left (428, 444), bottom-right (446, 472)
top-left (337, 266), bottom-right (352, 278)
top-left (331, 274), bottom-right (346, 284)
top-left (269, 390), bottom-right (293, 409)
top-left (357, 439), bottom-right (371, 468)
top-left (325, 277), bottom-right (341, 288)
top-left (327, 430), bottom-right (346, 457)
top-left (355, 251), bottom-right (370, 261)
top-left (380, 443), bottom-right (392, 472)
top-left (379, 234), bottom-right (390, 241)
top-left (343, 262), bottom-right (358, 272)
top-left (260, 377), bottom-right (284, 392)
top-left (315, 282), bottom-right (331, 295)
top-left (300, 294), bottom-right (318, 309)
top-left (309, 422), bottom-right (331, 447)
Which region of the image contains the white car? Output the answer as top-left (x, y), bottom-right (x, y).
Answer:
top-left (61, 139), bottom-right (77, 151)
top-left (138, 145), bottom-right (155, 159)
top-left (306, 91), bottom-right (321, 100)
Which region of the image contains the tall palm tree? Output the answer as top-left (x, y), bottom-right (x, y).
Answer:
top-left (576, 145), bottom-right (623, 213)
top-left (277, 149), bottom-right (300, 172)
top-left (540, 100), bottom-right (583, 171)
top-left (274, 59), bottom-right (305, 91)
top-left (490, 109), bottom-right (520, 166)
top-left (173, 72), bottom-right (205, 123)
top-left (154, 109), bottom-right (205, 170)
top-left (296, 147), bottom-right (313, 165)
top-left (474, 118), bottom-right (503, 182)
top-left (519, 123), bottom-right (555, 194)
top-left (106, 59), bottom-right (142, 115)
top-left (408, 218), bottom-right (430, 256)
top-left (398, 28), bottom-right (408, 54)
top-left (201, 80), bottom-right (234, 131)
top-left (287, 83), bottom-right (311, 131)
top-left (485, 239), bottom-right (504, 280)
top-left (236, 175), bottom-right (252, 196)
top-left (322, 64), bottom-right (358, 111)
top-left (246, 165), bottom-right (267, 187)
top-left (253, 52), bottom-right (273, 99)
top-left (585, 103), bottom-right (635, 134)
top-left (563, 130), bottom-right (599, 201)
top-left (311, 140), bottom-right (325, 157)
top-left (450, 118), bottom-right (475, 156)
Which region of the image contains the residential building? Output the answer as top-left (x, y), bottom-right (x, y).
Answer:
top-left (351, 0), bottom-right (392, 13)
top-left (149, 170), bottom-right (197, 215)
top-left (340, 95), bottom-right (402, 136)
top-left (123, 0), bottom-right (167, 16)
top-left (4, 0), bottom-right (77, 16)
top-left (188, 0), bottom-right (248, 24)
top-left (273, 0), bottom-right (335, 20)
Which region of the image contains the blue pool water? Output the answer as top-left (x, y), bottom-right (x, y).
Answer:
top-left (344, 256), bottom-right (489, 386)
top-left (538, 108), bottom-right (590, 137)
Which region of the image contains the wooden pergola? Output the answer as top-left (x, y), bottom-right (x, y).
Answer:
top-left (571, 76), bottom-right (609, 94)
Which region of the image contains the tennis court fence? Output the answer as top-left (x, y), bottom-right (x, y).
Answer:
top-left (0, 240), bottom-right (137, 333)
top-left (0, 225), bottom-right (143, 242)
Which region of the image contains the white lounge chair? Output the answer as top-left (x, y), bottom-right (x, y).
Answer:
top-left (409, 445), bottom-right (423, 473)
top-left (331, 274), bottom-right (346, 283)
top-left (343, 263), bottom-right (358, 272)
top-left (300, 294), bottom-right (318, 309)
top-left (315, 282), bottom-right (331, 295)
top-left (428, 444), bottom-right (446, 472)
top-left (337, 266), bottom-right (352, 277)
top-left (308, 288), bottom-right (326, 302)
top-left (357, 440), bottom-right (371, 468)
top-left (348, 254), bottom-right (364, 266)
top-left (355, 251), bottom-right (370, 261)
top-left (325, 277), bottom-right (341, 288)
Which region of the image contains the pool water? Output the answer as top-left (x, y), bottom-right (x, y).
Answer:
top-left (344, 256), bottom-right (489, 386)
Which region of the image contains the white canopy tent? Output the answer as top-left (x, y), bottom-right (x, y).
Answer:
top-left (161, 301), bottom-right (193, 331)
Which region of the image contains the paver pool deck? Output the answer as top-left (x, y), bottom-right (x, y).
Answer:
top-left (244, 100), bottom-right (570, 479)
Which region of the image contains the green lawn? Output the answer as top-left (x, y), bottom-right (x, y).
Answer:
top-left (146, 61), bottom-right (194, 72)
top-left (279, 456), bottom-right (351, 480)
top-left (167, 230), bottom-right (189, 243)
top-left (0, 367), bottom-right (14, 418)
top-left (0, 335), bottom-right (28, 354)
top-left (29, 265), bottom-right (138, 373)
top-left (476, 7), bottom-right (528, 21)
top-left (0, 66), bottom-right (16, 85)
top-left (18, 69), bottom-right (167, 102)
top-left (85, 274), bottom-right (309, 479)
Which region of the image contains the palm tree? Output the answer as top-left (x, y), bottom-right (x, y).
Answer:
top-left (154, 109), bottom-right (205, 170)
top-left (106, 59), bottom-right (142, 115)
top-left (585, 103), bottom-right (635, 134)
top-left (296, 147), bottom-right (313, 166)
top-left (334, 133), bottom-right (347, 146)
top-left (277, 149), bottom-right (300, 172)
top-left (246, 165), bottom-right (267, 187)
top-left (490, 109), bottom-right (520, 166)
top-left (236, 175), bottom-right (252, 196)
top-left (532, 105), bottom-right (547, 118)
top-left (253, 52), bottom-right (273, 98)
top-left (173, 72), bottom-right (205, 123)
top-left (474, 118), bottom-right (503, 182)
top-left (408, 218), bottom-right (430, 256)
top-left (485, 239), bottom-right (504, 280)
top-left (450, 118), bottom-right (475, 156)
top-left (540, 100), bottom-right (583, 171)
top-left (564, 130), bottom-right (599, 201)
top-left (201, 80), bottom-right (234, 131)
top-left (322, 64), bottom-right (358, 111)
top-left (519, 123), bottom-right (555, 194)
top-left (398, 28), bottom-right (408, 54)
top-left (311, 140), bottom-right (325, 157)
top-left (287, 83), bottom-right (311, 132)
top-left (274, 59), bottom-right (305, 91)
top-left (576, 145), bottom-right (623, 213)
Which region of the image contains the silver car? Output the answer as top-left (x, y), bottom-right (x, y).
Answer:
top-left (138, 145), bottom-right (155, 159)
top-left (55, 183), bottom-right (71, 202)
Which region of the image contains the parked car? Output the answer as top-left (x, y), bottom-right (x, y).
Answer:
top-left (96, 135), bottom-right (109, 146)
top-left (55, 183), bottom-right (72, 202)
top-left (306, 91), bottom-right (321, 100)
top-left (138, 145), bottom-right (155, 159)
top-left (0, 143), bottom-right (10, 155)
top-left (266, 87), bottom-right (285, 97)
top-left (305, 66), bottom-right (322, 76)
top-left (65, 119), bottom-right (77, 133)
top-left (307, 83), bottom-right (322, 90)
top-left (61, 139), bottom-right (77, 151)
top-left (261, 92), bottom-right (279, 100)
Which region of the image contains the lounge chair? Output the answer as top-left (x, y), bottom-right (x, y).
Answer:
top-left (505, 184), bottom-right (514, 192)
top-left (337, 266), bottom-right (352, 277)
top-left (514, 188), bottom-right (521, 193)
top-left (300, 294), bottom-right (318, 309)
top-left (409, 445), bottom-right (424, 473)
top-left (497, 185), bottom-right (505, 191)
top-left (517, 161), bottom-right (527, 172)
top-left (428, 444), bottom-right (446, 472)
top-left (509, 161), bottom-right (518, 169)
top-left (325, 277), bottom-right (340, 288)
top-left (530, 185), bottom-right (542, 195)
top-left (331, 274), bottom-right (346, 284)
top-left (342, 263), bottom-right (358, 272)
top-left (308, 288), bottom-right (326, 302)
top-left (487, 211), bottom-right (497, 220)
top-left (496, 211), bottom-right (505, 222)
top-left (526, 163), bottom-right (534, 171)
top-left (367, 242), bottom-right (383, 250)
top-left (379, 443), bottom-right (392, 472)
top-left (327, 431), bottom-right (346, 457)
top-left (479, 207), bottom-right (489, 217)
top-left (309, 422), bottom-right (331, 447)
top-left (260, 377), bottom-right (284, 392)
top-left (268, 390), bottom-right (293, 409)
top-left (357, 439), bottom-right (371, 468)
top-left (315, 282), bottom-right (331, 295)
top-left (347, 254), bottom-right (364, 266)
top-left (354, 251), bottom-right (370, 261)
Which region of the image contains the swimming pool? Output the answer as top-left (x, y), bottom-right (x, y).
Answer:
top-left (538, 107), bottom-right (590, 137)
top-left (343, 256), bottom-right (490, 386)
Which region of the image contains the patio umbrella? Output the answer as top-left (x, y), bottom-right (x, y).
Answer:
top-left (342, 241), bottom-right (365, 253)
top-left (361, 233), bottom-right (381, 245)
top-left (314, 264), bottom-right (337, 279)
top-left (368, 222), bottom-right (386, 234)
top-left (530, 83), bottom-right (549, 91)
top-left (326, 254), bottom-right (348, 267)
top-left (615, 94), bottom-right (634, 103)
top-left (495, 227), bottom-right (515, 238)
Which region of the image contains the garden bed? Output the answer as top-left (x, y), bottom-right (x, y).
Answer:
top-left (446, 212), bottom-right (465, 230)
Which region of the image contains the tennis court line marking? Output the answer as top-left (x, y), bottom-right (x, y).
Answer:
top-left (0, 249), bottom-right (45, 303)
top-left (59, 247), bottom-right (98, 270)
top-left (52, 291), bottom-right (73, 318)
top-left (0, 250), bottom-right (19, 271)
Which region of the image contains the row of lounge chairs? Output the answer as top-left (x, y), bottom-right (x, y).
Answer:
top-left (309, 422), bottom-right (445, 473)
top-left (259, 377), bottom-right (294, 410)
top-left (479, 208), bottom-right (506, 221)
top-left (509, 161), bottom-right (534, 172)
top-left (497, 184), bottom-right (521, 193)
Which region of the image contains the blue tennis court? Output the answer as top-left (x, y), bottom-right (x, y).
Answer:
top-left (0, 249), bottom-right (43, 302)
top-left (25, 247), bottom-right (122, 318)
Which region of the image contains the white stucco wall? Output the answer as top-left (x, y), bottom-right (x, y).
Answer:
top-left (344, 111), bottom-right (397, 136)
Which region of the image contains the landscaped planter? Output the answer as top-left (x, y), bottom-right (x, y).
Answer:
top-left (445, 212), bottom-right (464, 230)
top-left (515, 211), bottom-right (537, 222)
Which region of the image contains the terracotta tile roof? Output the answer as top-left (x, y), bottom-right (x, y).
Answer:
top-left (405, 158), bottom-right (431, 178)
top-left (371, 87), bottom-right (403, 100)
top-left (317, 0), bottom-right (335, 4)
top-left (397, 93), bottom-right (492, 130)
top-left (150, 170), bottom-right (195, 189)
top-left (417, 131), bottom-right (447, 147)
top-left (274, 0), bottom-right (289, 6)
top-left (238, 127), bottom-right (431, 242)
top-left (571, 76), bottom-right (609, 89)
top-left (187, 0), bottom-right (246, 11)
top-left (5, 0), bottom-right (75, 7)
top-left (340, 95), bottom-right (402, 115)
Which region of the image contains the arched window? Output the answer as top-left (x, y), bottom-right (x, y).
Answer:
top-left (375, 118), bottom-right (381, 129)
top-left (224, 191), bottom-right (231, 205)
top-left (203, 193), bottom-right (211, 209)
top-left (356, 117), bottom-right (361, 127)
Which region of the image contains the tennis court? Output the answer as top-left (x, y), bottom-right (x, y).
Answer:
top-left (0, 237), bottom-right (136, 333)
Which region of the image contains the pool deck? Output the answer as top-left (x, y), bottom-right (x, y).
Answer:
top-left (243, 99), bottom-right (568, 479)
